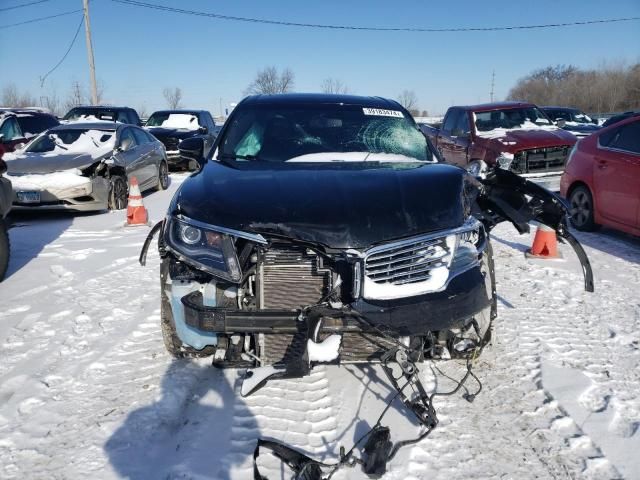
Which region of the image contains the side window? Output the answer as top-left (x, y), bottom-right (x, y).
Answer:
top-left (0, 117), bottom-right (22, 141)
top-left (610, 122), bottom-right (640, 154)
top-left (132, 128), bottom-right (149, 145)
top-left (441, 110), bottom-right (460, 134)
top-left (119, 128), bottom-right (137, 151)
top-left (454, 111), bottom-right (470, 135)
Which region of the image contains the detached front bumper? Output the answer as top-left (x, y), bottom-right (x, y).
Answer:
top-left (8, 172), bottom-right (109, 211)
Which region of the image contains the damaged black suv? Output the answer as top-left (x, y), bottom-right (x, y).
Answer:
top-left (148, 94), bottom-right (592, 386)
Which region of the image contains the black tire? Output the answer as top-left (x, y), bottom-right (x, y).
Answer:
top-left (0, 219), bottom-right (9, 282)
top-left (155, 161), bottom-right (169, 191)
top-left (108, 175), bottom-right (128, 211)
top-left (160, 288), bottom-right (186, 359)
top-left (569, 185), bottom-right (598, 231)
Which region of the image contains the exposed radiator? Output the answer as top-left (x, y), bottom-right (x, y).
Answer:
top-left (259, 244), bottom-right (331, 310)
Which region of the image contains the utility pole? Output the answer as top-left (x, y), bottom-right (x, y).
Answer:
top-left (82, 0), bottom-right (98, 105)
top-left (490, 70), bottom-right (495, 102)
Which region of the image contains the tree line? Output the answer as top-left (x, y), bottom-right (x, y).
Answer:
top-left (1, 65), bottom-right (430, 117)
top-left (507, 63), bottom-right (640, 114)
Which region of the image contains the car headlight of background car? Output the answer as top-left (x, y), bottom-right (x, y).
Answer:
top-left (165, 215), bottom-right (242, 282)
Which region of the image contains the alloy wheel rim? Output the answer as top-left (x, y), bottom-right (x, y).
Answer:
top-left (571, 191), bottom-right (590, 226)
top-left (160, 163), bottom-right (169, 188)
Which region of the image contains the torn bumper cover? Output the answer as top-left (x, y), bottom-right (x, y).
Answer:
top-left (7, 170), bottom-right (109, 211)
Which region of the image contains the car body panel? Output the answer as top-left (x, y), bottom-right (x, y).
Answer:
top-left (561, 116), bottom-right (640, 236)
top-left (4, 122), bottom-right (166, 211)
top-left (173, 161), bottom-right (469, 250)
top-left (423, 102), bottom-right (577, 191)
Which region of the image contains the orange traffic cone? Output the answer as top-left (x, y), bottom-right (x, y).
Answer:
top-left (126, 176), bottom-right (149, 226)
top-left (525, 224), bottom-right (560, 259)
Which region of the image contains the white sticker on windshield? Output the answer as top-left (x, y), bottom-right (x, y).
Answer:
top-left (362, 108), bottom-right (404, 118)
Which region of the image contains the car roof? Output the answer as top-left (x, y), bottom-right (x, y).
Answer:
top-left (150, 109), bottom-right (207, 115)
top-left (452, 101), bottom-right (537, 112)
top-left (240, 93), bottom-right (404, 110)
top-left (0, 108), bottom-right (55, 117)
top-left (67, 105), bottom-right (133, 111)
top-left (50, 122), bottom-right (121, 131)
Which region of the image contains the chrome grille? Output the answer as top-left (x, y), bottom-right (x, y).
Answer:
top-left (514, 146), bottom-right (571, 173)
top-left (365, 236), bottom-right (450, 286)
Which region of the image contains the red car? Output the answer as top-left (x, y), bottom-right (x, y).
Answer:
top-left (560, 116), bottom-right (640, 236)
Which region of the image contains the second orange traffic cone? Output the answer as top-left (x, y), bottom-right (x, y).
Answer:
top-left (526, 224), bottom-right (559, 259)
top-left (126, 176), bottom-right (149, 226)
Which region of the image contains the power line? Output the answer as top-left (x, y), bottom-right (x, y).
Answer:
top-left (0, 9), bottom-right (82, 30)
top-left (0, 0), bottom-right (51, 12)
top-left (39, 15), bottom-right (85, 87)
top-left (110, 0), bottom-right (640, 33)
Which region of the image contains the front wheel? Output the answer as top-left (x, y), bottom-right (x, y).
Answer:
top-left (108, 175), bottom-right (128, 210)
top-left (155, 160), bottom-right (169, 191)
top-left (569, 186), bottom-right (598, 231)
top-left (0, 219), bottom-right (9, 282)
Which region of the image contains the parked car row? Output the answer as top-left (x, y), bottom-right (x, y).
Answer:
top-left (419, 100), bottom-right (639, 235)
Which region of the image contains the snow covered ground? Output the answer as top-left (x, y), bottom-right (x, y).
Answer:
top-left (0, 172), bottom-right (638, 479)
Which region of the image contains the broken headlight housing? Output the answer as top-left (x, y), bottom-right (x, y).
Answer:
top-left (362, 217), bottom-right (485, 300)
top-left (165, 215), bottom-right (244, 282)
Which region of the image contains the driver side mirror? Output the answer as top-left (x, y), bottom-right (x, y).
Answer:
top-left (179, 136), bottom-right (206, 170)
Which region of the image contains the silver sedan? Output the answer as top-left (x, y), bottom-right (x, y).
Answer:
top-left (4, 122), bottom-right (169, 211)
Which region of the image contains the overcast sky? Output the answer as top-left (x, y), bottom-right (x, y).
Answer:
top-left (1, 0), bottom-right (639, 116)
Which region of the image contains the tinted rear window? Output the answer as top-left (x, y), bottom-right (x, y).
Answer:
top-left (16, 115), bottom-right (59, 137)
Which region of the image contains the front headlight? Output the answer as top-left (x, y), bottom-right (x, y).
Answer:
top-left (362, 217), bottom-right (486, 300)
top-left (165, 215), bottom-right (242, 282)
top-left (496, 153), bottom-right (514, 170)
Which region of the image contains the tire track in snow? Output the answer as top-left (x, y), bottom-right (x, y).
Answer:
top-left (217, 366), bottom-right (339, 478)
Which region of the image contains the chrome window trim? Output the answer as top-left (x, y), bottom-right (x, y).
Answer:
top-left (175, 214), bottom-right (268, 244)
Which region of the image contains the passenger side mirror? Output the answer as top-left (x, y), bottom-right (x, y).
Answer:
top-left (198, 126), bottom-right (208, 134)
top-left (556, 119), bottom-right (566, 128)
top-left (179, 136), bottom-right (206, 170)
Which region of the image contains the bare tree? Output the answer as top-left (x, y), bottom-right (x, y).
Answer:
top-left (245, 66), bottom-right (295, 95)
top-left (137, 103), bottom-right (148, 119)
top-left (64, 81), bottom-right (85, 112)
top-left (2, 84), bottom-right (37, 107)
top-left (163, 87), bottom-right (183, 109)
top-left (507, 62), bottom-right (640, 113)
top-left (41, 90), bottom-right (62, 116)
top-left (397, 90), bottom-right (420, 116)
top-left (321, 78), bottom-right (349, 94)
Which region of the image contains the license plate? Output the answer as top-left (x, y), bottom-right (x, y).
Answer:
top-left (17, 191), bottom-right (41, 204)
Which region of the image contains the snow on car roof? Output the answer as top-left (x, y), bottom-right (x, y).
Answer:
top-left (50, 122), bottom-right (119, 131)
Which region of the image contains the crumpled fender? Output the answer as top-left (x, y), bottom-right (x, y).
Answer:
top-left (473, 168), bottom-right (594, 292)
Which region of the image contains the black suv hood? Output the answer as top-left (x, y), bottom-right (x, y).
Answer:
top-left (146, 127), bottom-right (200, 140)
top-left (172, 162), bottom-right (471, 249)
